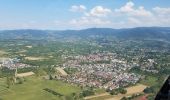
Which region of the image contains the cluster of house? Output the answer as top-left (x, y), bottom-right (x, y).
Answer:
top-left (57, 53), bottom-right (141, 90)
top-left (0, 58), bottom-right (36, 69)
top-left (104, 73), bottom-right (140, 90)
top-left (140, 59), bottom-right (158, 73)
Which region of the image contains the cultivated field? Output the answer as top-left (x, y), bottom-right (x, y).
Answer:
top-left (56, 67), bottom-right (68, 76)
top-left (16, 72), bottom-right (35, 77)
top-left (0, 50), bottom-right (7, 56)
top-left (85, 93), bottom-right (110, 100)
top-left (126, 84), bottom-right (147, 94)
top-left (25, 56), bottom-right (46, 61)
top-left (25, 46), bottom-right (32, 48)
top-left (86, 84), bottom-right (147, 100)
top-left (106, 84), bottom-right (147, 100)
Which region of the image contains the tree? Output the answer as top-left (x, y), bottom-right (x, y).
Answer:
top-left (110, 90), bottom-right (117, 95)
top-left (6, 77), bottom-right (11, 88)
top-left (143, 87), bottom-right (154, 93)
top-left (49, 74), bottom-right (53, 80)
top-left (64, 95), bottom-right (74, 100)
top-left (82, 90), bottom-right (95, 97)
top-left (119, 88), bottom-right (127, 94)
top-left (71, 92), bottom-right (76, 99)
top-left (18, 77), bottom-right (24, 84)
top-left (121, 97), bottom-right (127, 100)
top-left (35, 68), bottom-right (46, 76)
top-left (6, 76), bottom-right (14, 88)
top-left (78, 93), bottom-right (84, 99)
top-left (106, 88), bottom-right (110, 92)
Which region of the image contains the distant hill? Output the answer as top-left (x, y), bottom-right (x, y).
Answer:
top-left (0, 27), bottom-right (170, 41)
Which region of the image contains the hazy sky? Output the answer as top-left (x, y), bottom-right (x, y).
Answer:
top-left (0, 0), bottom-right (170, 29)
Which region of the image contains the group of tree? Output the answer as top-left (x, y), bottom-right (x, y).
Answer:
top-left (143, 87), bottom-right (155, 93)
top-left (120, 94), bottom-right (142, 100)
top-left (81, 89), bottom-right (95, 97)
top-left (6, 76), bottom-right (15, 88)
top-left (107, 87), bottom-right (127, 95)
top-left (64, 67), bottom-right (78, 74)
top-left (0, 67), bottom-right (15, 78)
top-left (17, 77), bottom-right (26, 84)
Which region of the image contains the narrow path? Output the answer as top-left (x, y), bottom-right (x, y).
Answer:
top-left (84, 93), bottom-right (110, 100)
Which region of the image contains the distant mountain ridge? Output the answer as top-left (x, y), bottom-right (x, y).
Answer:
top-left (0, 27), bottom-right (170, 41)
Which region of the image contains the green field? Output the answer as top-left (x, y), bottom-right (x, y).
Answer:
top-left (0, 76), bottom-right (81, 100)
top-left (140, 76), bottom-right (158, 86)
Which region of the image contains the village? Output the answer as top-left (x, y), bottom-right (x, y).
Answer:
top-left (55, 53), bottom-right (141, 90)
top-left (0, 58), bottom-right (37, 69)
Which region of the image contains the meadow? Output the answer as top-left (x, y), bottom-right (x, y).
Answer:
top-left (0, 76), bottom-right (81, 100)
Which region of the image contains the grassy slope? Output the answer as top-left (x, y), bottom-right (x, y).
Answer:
top-left (0, 76), bottom-right (81, 100)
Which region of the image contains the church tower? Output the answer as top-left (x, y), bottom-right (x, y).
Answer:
top-left (14, 67), bottom-right (17, 83)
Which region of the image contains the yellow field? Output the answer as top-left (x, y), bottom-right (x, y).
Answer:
top-left (17, 72), bottom-right (35, 77)
top-left (25, 56), bottom-right (46, 60)
top-left (25, 45), bottom-right (32, 48)
top-left (87, 94), bottom-right (113, 100)
top-left (56, 67), bottom-right (68, 76)
top-left (106, 84), bottom-right (147, 100)
top-left (126, 84), bottom-right (147, 94)
top-left (0, 50), bottom-right (7, 55)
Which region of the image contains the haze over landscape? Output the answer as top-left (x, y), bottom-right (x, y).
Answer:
top-left (0, 0), bottom-right (170, 100)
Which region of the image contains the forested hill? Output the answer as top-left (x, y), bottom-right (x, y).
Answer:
top-left (0, 27), bottom-right (170, 41)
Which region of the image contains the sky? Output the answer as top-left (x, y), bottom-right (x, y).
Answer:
top-left (0, 0), bottom-right (170, 30)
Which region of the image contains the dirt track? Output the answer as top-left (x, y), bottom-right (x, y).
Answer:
top-left (84, 93), bottom-right (110, 100)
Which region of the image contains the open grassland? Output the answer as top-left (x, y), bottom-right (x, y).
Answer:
top-left (0, 78), bottom-right (9, 95)
top-left (94, 88), bottom-right (106, 94)
top-left (0, 76), bottom-right (81, 100)
top-left (140, 76), bottom-right (158, 86)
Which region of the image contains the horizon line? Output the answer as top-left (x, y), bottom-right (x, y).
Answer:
top-left (0, 26), bottom-right (170, 31)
